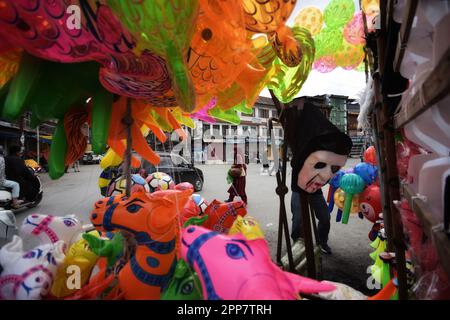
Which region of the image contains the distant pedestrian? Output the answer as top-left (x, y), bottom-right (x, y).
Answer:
top-left (226, 154), bottom-right (247, 204)
top-left (72, 160), bottom-right (80, 172)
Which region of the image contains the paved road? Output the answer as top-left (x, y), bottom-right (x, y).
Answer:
top-left (12, 159), bottom-right (376, 295)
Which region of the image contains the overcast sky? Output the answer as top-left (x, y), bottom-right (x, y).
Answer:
top-left (260, 0), bottom-right (366, 99)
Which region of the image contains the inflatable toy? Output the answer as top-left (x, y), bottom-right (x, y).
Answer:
top-left (359, 185), bottom-right (382, 223)
top-left (180, 226), bottom-right (336, 299)
top-left (340, 174), bottom-right (365, 224)
top-left (229, 216), bottom-right (265, 240)
top-left (161, 259), bottom-right (203, 300)
top-left (0, 236), bottom-right (65, 299)
top-left (90, 189), bottom-right (192, 299)
top-left (20, 214), bottom-right (84, 248)
top-left (203, 200), bottom-right (247, 233)
top-left (146, 172), bottom-right (176, 193)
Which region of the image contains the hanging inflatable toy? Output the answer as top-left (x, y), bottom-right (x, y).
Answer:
top-left (327, 170), bottom-right (345, 213)
top-left (0, 236), bottom-right (65, 300)
top-left (203, 200), bottom-right (248, 234)
top-left (108, 0), bottom-right (199, 112)
top-left (161, 259), bottom-right (203, 300)
top-left (323, 0), bottom-right (355, 29)
top-left (189, 0), bottom-right (253, 106)
top-left (313, 55), bottom-right (337, 73)
top-left (243, 0), bottom-right (301, 70)
top-left (180, 226), bottom-right (336, 300)
top-left (359, 185), bottom-right (382, 223)
top-left (267, 26), bottom-right (316, 104)
top-left (146, 172), bottom-right (176, 193)
top-left (90, 189), bottom-right (192, 299)
top-left (313, 27), bottom-right (343, 60)
top-left (0, 1), bottom-right (175, 107)
top-left (361, 0), bottom-right (380, 32)
top-left (294, 6), bottom-right (324, 36)
top-left (106, 97), bottom-right (168, 168)
top-left (354, 162), bottom-right (378, 185)
top-left (83, 232), bottom-right (125, 269)
top-left (191, 97), bottom-right (218, 123)
top-left (344, 11), bottom-right (366, 45)
top-left (333, 40), bottom-right (365, 70)
top-left (340, 173), bottom-right (366, 224)
top-left (364, 146), bottom-right (377, 165)
top-left (0, 48), bottom-right (22, 87)
top-left (334, 188), bottom-right (360, 222)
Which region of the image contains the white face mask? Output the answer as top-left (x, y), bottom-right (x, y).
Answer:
top-left (297, 150), bottom-right (348, 193)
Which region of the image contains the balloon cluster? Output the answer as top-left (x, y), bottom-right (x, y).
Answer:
top-left (327, 145), bottom-right (380, 226)
top-left (0, 0), bottom-right (318, 180)
top-left (0, 180), bottom-right (336, 300)
top-left (293, 0), bottom-right (366, 73)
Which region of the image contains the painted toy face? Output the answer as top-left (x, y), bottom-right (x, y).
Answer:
top-left (297, 151), bottom-right (348, 193)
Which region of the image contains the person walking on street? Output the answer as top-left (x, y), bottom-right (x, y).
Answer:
top-left (226, 154), bottom-right (248, 204)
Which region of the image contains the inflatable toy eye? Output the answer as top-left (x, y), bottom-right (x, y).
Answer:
top-left (63, 218), bottom-right (76, 227)
top-left (23, 251), bottom-right (36, 259)
top-left (181, 280), bottom-right (194, 295)
top-left (226, 243), bottom-right (246, 260)
top-left (126, 204), bottom-right (142, 214)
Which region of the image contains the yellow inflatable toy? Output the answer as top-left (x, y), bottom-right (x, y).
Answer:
top-left (51, 231), bottom-right (101, 298)
top-left (229, 216), bottom-right (265, 240)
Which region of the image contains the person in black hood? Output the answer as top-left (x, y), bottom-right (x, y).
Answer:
top-left (284, 98), bottom-right (352, 254)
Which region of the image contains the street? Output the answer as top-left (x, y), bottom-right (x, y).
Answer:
top-left (13, 159), bottom-right (375, 295)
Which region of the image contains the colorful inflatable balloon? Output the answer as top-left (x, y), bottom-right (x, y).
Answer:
top-left (190, 0), bottom-right (252, 101)
top-left (327, 170), bottom-right (345, 213)
top-left (334, 188), bottom-right (360, 214)
top-left (313, 55), bottom-right (337, 73)
top-left (314, 27), bottom-right (343, 59)
top-left (354, 162), bottom-right (378, 185)
top-left (359, 185), bottom-right (382, 223)
top-left (267, 26), bottom-right (315, 103)
top-left (323, 0), bottom-right (355, 28)
top-left (180, 225), bottom-right (336, 299)
top-left (333, 40), bottom-right (364, 69)
top-left (90, 189), bottom-right (192, 299)
top-left (294, 7), bottom-right (324, 36)
top-left (243, 0), bottom-right (296, 33)
top-left (344, 11), bottom-right (366, 45)
top-left (108, 0), bottom-right (199, 112)
top-left (340, 173), bottom-right (366, 224)
top-left (364, 146), bottom-right (378, 165)
top-left (0, 1), bottom-right (174, 107)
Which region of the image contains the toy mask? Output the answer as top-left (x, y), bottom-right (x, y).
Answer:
top-left (297, 151), bottom-right (347, 193)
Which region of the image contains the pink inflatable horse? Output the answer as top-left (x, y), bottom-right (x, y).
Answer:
top-left (180, 226), bottom-right (335, 300)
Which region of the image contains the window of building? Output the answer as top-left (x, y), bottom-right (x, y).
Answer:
top-left (212, 125), bottom-right (220, 137)
top-left (259, 108), bottom-right (269, 118)
top-left (271, 109), bottom-right (278, 118)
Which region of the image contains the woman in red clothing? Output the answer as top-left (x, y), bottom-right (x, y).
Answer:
top-left (226, 154), bottom-right (247, 204)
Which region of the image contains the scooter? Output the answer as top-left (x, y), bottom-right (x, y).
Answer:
top-left (0, 167), bottom-right (43, 211)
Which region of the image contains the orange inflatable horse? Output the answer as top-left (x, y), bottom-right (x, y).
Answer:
top-left (90, 189), bottom-right (192, 299)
